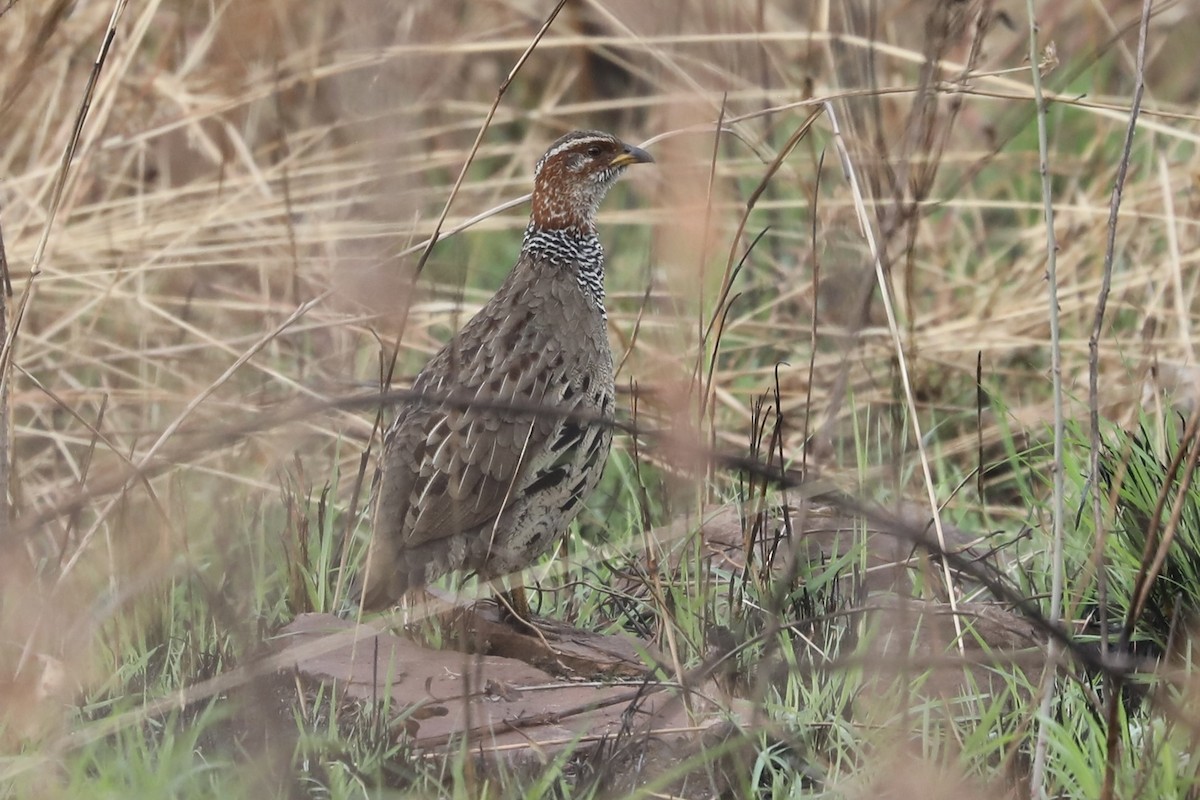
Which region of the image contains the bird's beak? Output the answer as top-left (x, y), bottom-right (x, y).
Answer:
top-left (609, 143), bottom-right (654, 168)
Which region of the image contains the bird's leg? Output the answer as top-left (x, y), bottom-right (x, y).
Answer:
top-left (496, 584), bottom-right (533, 626)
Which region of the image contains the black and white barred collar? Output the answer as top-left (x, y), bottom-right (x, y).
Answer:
top-left (522, 223), bottom-right (607, 317)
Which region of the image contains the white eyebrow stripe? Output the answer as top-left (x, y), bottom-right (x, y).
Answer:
top-left (535, 134), bottom-right (616, 174)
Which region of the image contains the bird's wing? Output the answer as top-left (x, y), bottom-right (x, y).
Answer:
top-left (372, 287), bottom-right (575, 554)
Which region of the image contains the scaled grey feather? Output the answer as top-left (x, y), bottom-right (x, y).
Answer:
top-left (359, 253), bottom-right (614, 609)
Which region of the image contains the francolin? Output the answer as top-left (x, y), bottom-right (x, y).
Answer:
top-left (359, 131), bottom-right (653, 620)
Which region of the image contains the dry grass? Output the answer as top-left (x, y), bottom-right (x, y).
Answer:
top-left (2, 0), bottom-right (1200, 797)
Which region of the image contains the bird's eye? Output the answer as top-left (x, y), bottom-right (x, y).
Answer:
top-left (586, 146), bottom-right (602, 157)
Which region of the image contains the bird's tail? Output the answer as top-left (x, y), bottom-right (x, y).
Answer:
top-left (341, 561), bottom-right (409, 617)
top-left (341, 539), bottom-right (431, 617)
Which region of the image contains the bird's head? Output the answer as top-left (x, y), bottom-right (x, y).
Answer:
top-left (530, 130), bottom-right (653, 233)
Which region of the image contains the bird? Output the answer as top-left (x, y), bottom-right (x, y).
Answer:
top-left (357, 130), bottom-right (653, 622)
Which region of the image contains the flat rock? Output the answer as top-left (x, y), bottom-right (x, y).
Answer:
top-left (274, 613), bottom-right (739, 763)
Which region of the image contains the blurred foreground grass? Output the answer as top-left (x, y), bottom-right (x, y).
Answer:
top-left (2, 0), bottom-right (1200, 797)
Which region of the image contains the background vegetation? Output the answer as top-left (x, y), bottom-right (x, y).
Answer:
top-left (2, 0), bottom-right (1200, 797)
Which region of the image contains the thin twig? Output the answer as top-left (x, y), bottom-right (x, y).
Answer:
top-left (408, 0), bottom-right (570, 277)
top-left (1093, 2), bottom-right (1153, 797)
top-left (0, 203), bottom-right (8, 538)
top-left (1026, 3), bottom-right (1064, 794)
top-left (698, 112), bottom-right (821, 420)
top-left (0, 0), bottom-right (131, 396)
top-left (824, 100), bottom-right (965, 653)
